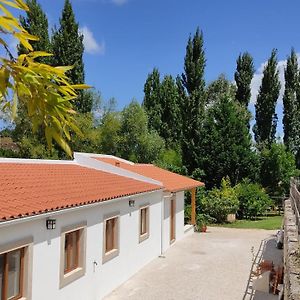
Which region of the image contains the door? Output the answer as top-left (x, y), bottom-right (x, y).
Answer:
top-left (170, 198), bottom-right (176, 244)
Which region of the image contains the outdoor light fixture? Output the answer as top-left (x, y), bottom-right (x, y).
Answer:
top-left (129, 199), bottom-right (135, 208)
top-left (46, 218), bottom-right (56, 230)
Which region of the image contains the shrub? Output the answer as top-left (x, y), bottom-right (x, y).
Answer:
top-left (201, 177), bottom-right (239, 223)
top-left (235, 181), bottom-right (272, 219)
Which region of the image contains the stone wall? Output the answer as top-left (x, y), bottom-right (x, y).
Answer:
top-left (284, 199), bottom-right (300, 300)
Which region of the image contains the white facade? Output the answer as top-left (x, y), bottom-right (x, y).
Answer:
top-left (0, 188), bottom-right (190, 300)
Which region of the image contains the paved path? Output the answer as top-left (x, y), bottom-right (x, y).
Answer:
top-left (105, 227), bottom-right (278, 300)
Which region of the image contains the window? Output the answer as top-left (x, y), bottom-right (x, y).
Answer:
top-left (0, 248), bottom-right (24, 300)
top-left (103, 214), bottom-right (119, 263)
top-left (139, 206), bottom-right (149, 243)
top-left (60, 222), bottom-right (86, 288)
top-left (64, 230), bottom-right (80, 274)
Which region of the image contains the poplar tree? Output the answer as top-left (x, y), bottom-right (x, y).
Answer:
top-left (52, 0), bottom-right (91, 113)
top-left (181, 27), bottom-right (206, 172)
top-left (160, 75), bottom-right (181, 147)
top-left (254, 49), bottom-right (281, 147)
top-left (234, 52), bottom-right (254, 107)
top-left (18, 0), bottom-right (51, 63)
top-left (143, 68), bottom-right (162, 132)
top-left (283, 48), bottom-right (299, 153)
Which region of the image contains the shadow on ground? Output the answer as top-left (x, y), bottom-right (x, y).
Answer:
top-left (243, 235), bottom-right (283, 300)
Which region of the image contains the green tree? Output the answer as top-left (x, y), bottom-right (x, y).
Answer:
top-left (201, 177), bottom-right (239, 223)
top-left (235, 181), bottom-right (272, 219)
top-left (100, 112), bottom-right (121, 156)
top-left (200, 96), bottom-right (259, 188)
top-left (254, 49), bottom-right (281, 147)
top-left (260, 143), bottom-right (297, 198)
top-left (143, 68), bottom-right (162, 132)
top-left (52, 0), bottom-right (90, 113)
top-left (119, 101), bottom-right (165, 163)
top-left (160, 75), bottom-right (181, 147)
top-left (234, 52), bottom-right (255, 107)
top-left (283, 48), bottom-right (299, 154)
top-left (206, 74), bottom-right (236, 105)
top-left (18, 0), bottom-right (51, 63)
top-left (181, 27), bottom-right (206, 172)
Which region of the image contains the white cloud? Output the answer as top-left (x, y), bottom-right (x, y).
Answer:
top-left (80, 26), bottom-right (105, 55)
top-left (250, 53), bottom-right (300, 104)
top-left (111, 0), bottom-right (128, 5)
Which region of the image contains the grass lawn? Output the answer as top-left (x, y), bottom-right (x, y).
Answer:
top-left (212, 215), bottom-right (283, 230)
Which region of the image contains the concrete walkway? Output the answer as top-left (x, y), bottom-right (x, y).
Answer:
top-left (105, 227), bottom-right (281, 300)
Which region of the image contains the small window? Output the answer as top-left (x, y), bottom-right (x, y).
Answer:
top-left (60, 222), bottom-right (86, 288)
top-left (139, 206), bottom-right (149, 243)
top-left (0, 248), bottom-right (24, 300)
top-left (103, 215), bottom-right (119, 263)
top-left (64, 230), bottom-right (80, 274)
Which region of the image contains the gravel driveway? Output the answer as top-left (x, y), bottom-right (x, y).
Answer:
top-left (104, 227), bottom-right (277, 300)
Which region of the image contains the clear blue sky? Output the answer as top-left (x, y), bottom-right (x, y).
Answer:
top-left (3, 0), bottom-right (300, 135)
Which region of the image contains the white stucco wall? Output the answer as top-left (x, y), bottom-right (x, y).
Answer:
top-left (0, 190), bottom-right (163, 300)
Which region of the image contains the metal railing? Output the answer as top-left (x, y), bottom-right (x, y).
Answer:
top-left (289, 178), bottom-right (300, 235)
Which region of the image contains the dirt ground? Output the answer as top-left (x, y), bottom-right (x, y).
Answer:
top-left (105, 227), bottom-right (283, 300)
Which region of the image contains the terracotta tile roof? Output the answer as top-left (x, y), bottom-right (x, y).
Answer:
top-left (93, 157), bottom-right (204, 192)
top-left (0, 163), bottom-right (162, 222)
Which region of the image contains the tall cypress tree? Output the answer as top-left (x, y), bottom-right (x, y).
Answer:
top-left (18, 0), bottom-right (51, 63)
top-left (181, 27), bottom-right (206, 172)
top-left (283, 48), bottom-right (299, 153)
top-left (254, 49), bottom-right (281, 147)
top-left (143, 68), bottom-right (162, 132)
top-left (234, 52), bottom-right (254, 107)
top-left (52, 0), bottom-right (90, 113)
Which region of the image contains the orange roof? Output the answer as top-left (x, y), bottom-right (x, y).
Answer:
top-left (0, 163), bottom-right (162, 222)
top-left (93, 157), bottom-right (204, 192)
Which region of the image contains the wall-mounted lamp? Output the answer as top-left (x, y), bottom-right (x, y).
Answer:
top-left (129, 199), bottom-right (135, 208)
top-left (46, 218), bottom-right (56, 230)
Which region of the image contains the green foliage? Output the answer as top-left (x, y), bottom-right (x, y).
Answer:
top-left (159, 75), bottom-right (182, 147)
top-left (52, 0), bottom-right (88, 113)
top-left (69, 113), bottom-right (100, 154)
top-left (234, 52), bottom-right (254, 107)
top-left (283, 48), bottom-right (300, 158)
top-left (181, 27), bottom-right (206, 172)
top-left (206, 74), bottom-right (236, 105)
top-left (254, 49), bottom-right (281, 147)
top-left (199, 96), bottom-right (259, 188)
top-left (18, 0), bottom-right (52, 64)
top-left (201, 178), bottom-right (239, 223)
top-left (235, 181), bottom-right (272, 219)
top-left (118, 100), bottom-right (165, 163)
top-left (143, 71), bottom-right (181, 148)
top-left (260, 143), bottom-right (297, 198)
top-left (99, 112), bottom-right (121, 155)
top-left (18, 136), bottom-right (59, 159)
top-left (143, 68), bottom-right (162, 132)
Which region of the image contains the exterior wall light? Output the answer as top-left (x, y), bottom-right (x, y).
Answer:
top-left (129, 200), bottom-right (135, 208)
top-left (46, 218), bottom-right (56, 230)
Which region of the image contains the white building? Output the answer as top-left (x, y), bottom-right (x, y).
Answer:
top-left (0, 154), bottom-right (203, 300)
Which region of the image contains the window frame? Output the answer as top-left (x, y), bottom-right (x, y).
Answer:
top-left (60, 222), bottom-right (86, 289)
top-left (0, 248), bottom-right (24, 300)
top-left (139, 205), bottom-right (150, 243)
top-left (64, 230), bottom-right (80, 274)
top-left (0, 236), bottom-right (33, 300)
top-left (102, 213), bottom-right (120, 264)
